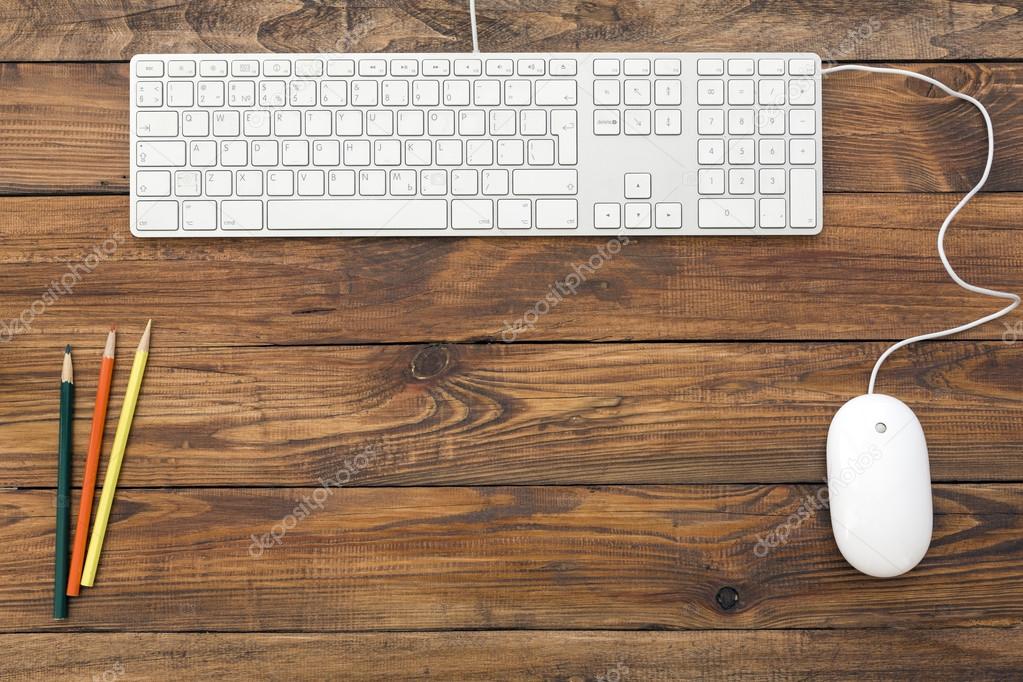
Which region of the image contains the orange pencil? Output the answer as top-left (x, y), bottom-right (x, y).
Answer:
top-left (67, 328), bottom-right (115, 596)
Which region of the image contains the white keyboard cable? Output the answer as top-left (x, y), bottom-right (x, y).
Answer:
top-left (469, 0), bottom-right (480, 53)
top-left (822, 64), bottom-right (1020, 394)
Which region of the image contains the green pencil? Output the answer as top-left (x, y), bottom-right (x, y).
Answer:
top-left (54, 345), bottom-right (73, 620)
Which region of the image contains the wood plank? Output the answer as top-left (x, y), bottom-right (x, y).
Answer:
top-left (0, 194), bottom-right (1019, 347)
top-left (2, 342), bottom-right (1022, 488)
top-left (6, 629), bottom-right (1023, 680)
top-left (2, 1), bottom-right (1022, 61)
top-left (1, 485), bottom-right (1021, 631)
top-left (3, 62), bottom-right (1023, 194)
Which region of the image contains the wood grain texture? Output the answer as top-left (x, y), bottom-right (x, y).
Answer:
top-left (2, 342), bottom-right (1022, 488)
top-left (6, 630), bottom-right (1023, 681)
top-left (1, 194), bottom-right (1019, 346)
top-left (3, 62), bottom-right (1023, 194)
top-left (1, 485), bottom-right (1021, 631)
top-left (2, 0), bottom-right (1023, 61)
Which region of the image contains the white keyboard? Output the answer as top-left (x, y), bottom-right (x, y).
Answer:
top-left (130, 52), bottom-right (822, 237)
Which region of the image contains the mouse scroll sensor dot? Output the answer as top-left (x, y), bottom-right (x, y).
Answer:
top-left (875, 422), bottom-right (887, 433)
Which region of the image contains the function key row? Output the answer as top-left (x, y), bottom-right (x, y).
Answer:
top-left (137, 58), bottom-right (579, 79)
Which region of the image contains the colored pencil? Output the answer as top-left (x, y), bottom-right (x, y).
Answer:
top-left (54, 345), bottom-right (73, 619)
top-left (81, 321), bottom-right (151, 587)
top-left (67, 328), bottom-right (116, 596)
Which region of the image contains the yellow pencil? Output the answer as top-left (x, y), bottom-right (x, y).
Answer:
top-left (81, 320), bottom-right (152, 587)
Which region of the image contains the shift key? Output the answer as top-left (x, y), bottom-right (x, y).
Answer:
top-left (512, 169), bottom-right (577, 195)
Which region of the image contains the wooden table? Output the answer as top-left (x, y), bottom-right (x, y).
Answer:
top-left (2, 1), bottom-right (1023, 679)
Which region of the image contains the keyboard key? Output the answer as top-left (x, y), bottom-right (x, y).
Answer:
top-left (358, 59), bottom-right (385, 77)
top-left (136, 141), bottom-right (185, 166)
top-left (760, 198), bottom-right (786, 228)
top-left (232, 60), bottom-right (259, 76)
top-left (760, 139), bottom-right (785, 164)
top-left (654, 58), bottom-right (681, 76)
top-left (697, 79), bottom-right (724, 105)
top-left (698, 198), bottom-right (755, 228)
top-left (423, 59), bottom-right (450, 76)
top-left (167, 82), bottom-right (193, 107)
top-left (728, 59), bottom-right (754, 75)
top-left (789, 78), bottom-right (816, 105)
top-left (136, 171), bottom-right (171, 196)
top-left (175, 170), bottom-right (202, 196)
top-left (760, 168), bottom-right (785, 194)
top-left (454, 59), bottom-right (482, 76)
top-left (624, 173), bottom-right (651, 199)
top-left (451, 169), bottom-right (478, 195)
top-left (296, 59), bottom-right (324, 76)
top-left (698, 168), bottom-right (725, 194)
top-left (482, 168), bottom-right (509, 194)
top-left (267, 170), bottom-right (294, 195)
top-left (452, 199), bottom-right (494, 229)
top-left (391, 59), bottom-right (418, 76)
top-left (593, 109), bottom-right (621, 135)
top-left (624, 80), bottom-right (651, 106)
top-left (624, 203), bottom-right (651, 229)
top-left (265, 59), bottom-right (293, 76)
top-left (789, 139), bottom-right (816, 164)
top-left (534, 79), bottom-right (576, 105)
top-left (136, 60), bottom-right (163, 77)
top-left (297, 170), bottom-right (325, 196)
top-left (517, 59), bottom-right (545, 76)
top-left (205, 170), bottom-right (232, 195)
top-left (512, 169), bottom-right (577, 195)
top-left (758, 59), bottom-right (784, 75)
top-left (504, 80), bottom-right (531, 105)
top-left (550, 110), bottom-right (577, 164)
top-left (593, 59), bottom-right (620, 76)
top-left (486, 59), bottom-right (514, 76)
top-left (326, 60), bottom-right (354, 76)
top-left (654, 79), bottom-right (681, 106)
top-left (136, 112), bottom-right (178, 137)
top-left (697, 139), bottom-right (724, 165)
top-left (199, 60), bottom-right (228, 77)
top-left (728, 139), bottom-right (755, 165)
top-left (654, 109), bottom-right (681, 135)
top-left (697, 59), bottom-right (723, 75)
top-left (389, 169), bottom-right (416, 195)
top-left (789, 109), bottom-right (816, 135)
top-left (550, 59), bottom-right (577, 76)
top-left (268, 200), bottom-right (448, 229)
top-left (592, 80), bottom-right (620, 106)
top-left (498, 199), bottom-right (532, 229)
top-left (136, 82), bottom-right (163, 107)
top-left (697, 109), bottom-right (724, 135)
top-left (536, 199), bottom-right (577, 229)
top-left (655, 202), bottom-right (683, 228)
top-left (328, 170), bottom-right (356, 196)
top-left (220, 200), bottom-right (263, 229)
top-left (623, 58), bottom-right (650, 76)
top-left (526, 139), bottom-right (556, 165)
top-left (305, 110), bottom-right (332, 136)
top-left (729, 168), bottom-right (755, 195)
top-left (789, 58), bottom-right (816, 75)
top-left (168, 60), bottom-right (196, 77)
top-left (727, 79), bottom-right (754, 105)
top-left (197, 81), bottom-right (224, 107)
top-left (182, 200), bottom-right (216, 230)
top-left (236, 170), bottom-right (263, 196)
top-left (759, 79), bottom-right (785, 105)
top-left (593, 203), bottom-right (621, 229)
top-left (136, 201), bottom-right (178, 230)
top-left (623, 109), bottom-right (651, 135)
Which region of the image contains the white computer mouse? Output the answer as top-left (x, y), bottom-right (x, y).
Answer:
top-left (826, 393), bottom-right (932, 577)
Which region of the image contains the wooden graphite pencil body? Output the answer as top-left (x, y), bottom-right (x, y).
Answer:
top-left (67, 328), bottom-right (116, 596)
top-left (54, 346), bottom-right (73, 619)
top-left (81, 321), bottom-right (151, 587)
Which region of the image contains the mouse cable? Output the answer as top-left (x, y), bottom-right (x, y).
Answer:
top-left (822, 64), bottom-right (1020, 394)
top-left (469, 0), bottom-right (480, 53)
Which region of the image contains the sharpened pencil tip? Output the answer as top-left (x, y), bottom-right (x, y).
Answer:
top-left (138, 319), bottom-right (152, 353)
top-left (65, 344), bottom-right (71, 353)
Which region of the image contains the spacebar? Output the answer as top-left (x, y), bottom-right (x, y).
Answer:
top-left (267, 199), bottom-right (448, 230)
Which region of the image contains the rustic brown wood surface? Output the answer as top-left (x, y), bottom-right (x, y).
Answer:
top-left (1, 1), bottom-right (1022, 680)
